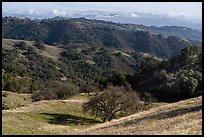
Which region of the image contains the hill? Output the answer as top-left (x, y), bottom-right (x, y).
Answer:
top-left (2, 38), bottom-right (202, 102)
top-left (2, 91), bottom-right (202, 135)
top-left (2, 16), bottom-right (201, 58)
top-left (2, 38), bottom-right (147, 94)
top-left (2, 92), bottom-right (102, 135)
top-left (122, 24), bottom-right (202, 42)
top-left (148, 25), bottom-right (202, 42)
top-left (77, 96), bottom-right (202, 135)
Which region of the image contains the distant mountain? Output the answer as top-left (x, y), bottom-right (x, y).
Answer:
top-left (2, 16), bottom-right (201, 59)
top-left (149, 26), bottom-right (202, 42)
top-left (3, 10), bottom-right (202, 31)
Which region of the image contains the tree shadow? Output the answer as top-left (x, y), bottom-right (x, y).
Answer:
top-left (99, 104), bottom-right (202, 129)
top-left (120, 104), bottom-right (202, 127)
top-left (39, 113), bottom-right (102, 126)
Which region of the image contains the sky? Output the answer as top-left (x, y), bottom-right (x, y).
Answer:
top-left (2, 2), bottom-right (202, 21)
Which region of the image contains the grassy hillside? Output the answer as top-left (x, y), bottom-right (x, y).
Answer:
top-left (2, 92), bottom-right (102, 135)
top-left (2, 91), bottom-right (32, 110)
top-left (2, 91), bottom-right (201, 135)
top-left (77, 96), bottom-right (202, 135)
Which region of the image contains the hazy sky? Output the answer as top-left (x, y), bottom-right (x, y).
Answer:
top-left (2, 2), bottom-right (202, 21)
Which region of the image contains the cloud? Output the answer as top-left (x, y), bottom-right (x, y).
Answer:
top-left (28, 9), bottom-right (34, 14)
top-left (167, 12), bottom-right (189, 18)
top-left (26, 9), bottom-right (39, 15)
top-left (50, 9), bottom-right (66, 16)
top-left (130, 13), bottom-right (139, 18)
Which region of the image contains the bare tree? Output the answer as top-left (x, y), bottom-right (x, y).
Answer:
top-left (83, 86), bottom-right (142, 122)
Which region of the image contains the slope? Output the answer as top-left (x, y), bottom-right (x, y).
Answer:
top-left (2, 92), bottom-right (101, 135)
top-left (77, 96), bottom-right (202, 135)
top-left (2, 16), bottom-right (200, 58)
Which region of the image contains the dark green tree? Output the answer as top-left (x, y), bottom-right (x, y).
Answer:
top-left (181, 45), bottom-right (199, 65)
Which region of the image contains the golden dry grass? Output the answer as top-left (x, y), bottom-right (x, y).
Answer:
top-left (2, 92), bottom-right (100, 135)
top-left (76, 96), bottom-right (202, 135)
top-left (40, 44), bottom-right (64, 61)
top-left (2, 38), bottom-right (64, 62)
top-left (2, 91), bottom-right (32, 110)
top-left (2, 91), bottom-right (202, 135)
top-left (2, 38), bottom-right (34, 50)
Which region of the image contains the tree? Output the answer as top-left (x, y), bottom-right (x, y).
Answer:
top-left (32, 81), bottom-right (79, 101)
top-left (179, 75), bottom-right (198, 96)
top-left (33, 40), bottom-right (45, 50)
top-left (181, 45), bottom-right (199, 66)
top-left (80, 83), bottom-right (96, 96)
top-left (96, 71), bottom-right (126, 88)
top-left (140, 56), bottom-right (159, 73)
top-left (178, 69), bottom-right (202, 97)
top-left (14, 42), bottom-right (28, 50)
top-left (83, 86), bottom-right (142, 122)
top-left (111, 71), bottom-right (126, 86)
top-left (158, 59), bottom-right (169, 70)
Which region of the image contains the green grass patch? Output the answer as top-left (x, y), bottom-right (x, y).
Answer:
top-left (38, 112), bottom-right (102, 126)
top-left (2, 93), bottom-right (102, 135)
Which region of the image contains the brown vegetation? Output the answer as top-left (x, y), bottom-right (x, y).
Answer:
top-left (83, 86), bottom-right (143, 122)
top-left (78, 96), bottom-right (202, 135)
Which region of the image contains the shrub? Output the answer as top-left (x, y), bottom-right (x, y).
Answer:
top-left (80, 83), bottom-right (97, 95)
top-left (32, 81), bottom-right (79, 101)
top-left (33, 40), bottom-right (45, 50)
top-left (2, 92), bottom-right (8, 97)
top-left (141, 92), bottom-right (157, 110)
top-left (2, 103), bottom-right (10, 110)
top-left (14, 42), bottom-right (28, 50)
top-left (178, 69), bottom-right (202, 97)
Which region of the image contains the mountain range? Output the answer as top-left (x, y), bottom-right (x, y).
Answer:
top-left (3, 10), bottom-right (202, 31)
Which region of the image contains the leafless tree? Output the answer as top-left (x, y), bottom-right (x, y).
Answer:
top-left (83, 86), bottom-right (142, 122)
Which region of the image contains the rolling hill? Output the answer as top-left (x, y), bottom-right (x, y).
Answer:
top-left (2, 16), bottom-right (201, 59)
top-left (2, 91), bottom-right (202, 135)
top-left (77, 96), bottom-right (202, 135)
top-left (2, 38), bottom-right (147, 93)
top-left (2, 16), bottom-right (202, 135)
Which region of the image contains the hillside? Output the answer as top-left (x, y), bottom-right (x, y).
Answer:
top-left (2, 16), bottom-right (201, 58)
top-left (77, 96), bottom-right (202, 135)
top-left (2, 38), bottom-right (144, 91)
top-left (2, 91), bottom-right (202, 135)
top-left (123, 24), bottom-right (202, 42)
top-left (2, 92), bottom-right (101, 135)
top-left (2, 4), bottom-right (202, 135)
top-left (148, 26), bottom-right (202, 42)
top-left (2, 38), bottom-right (202, 102)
